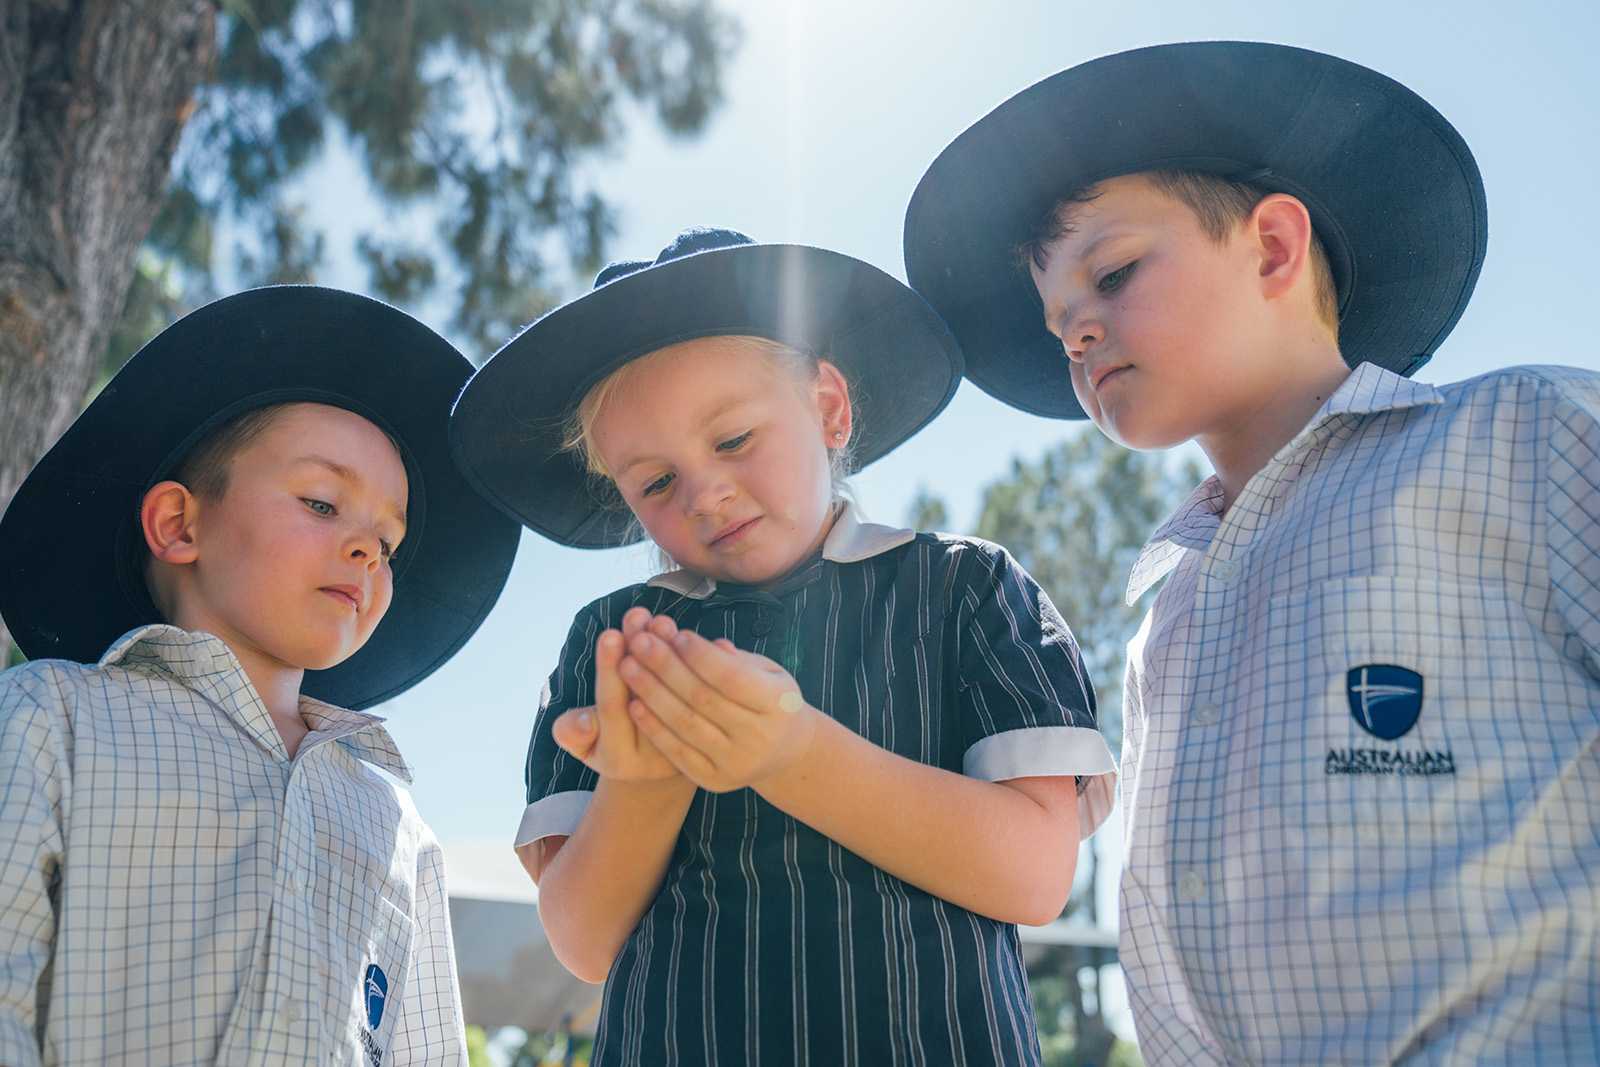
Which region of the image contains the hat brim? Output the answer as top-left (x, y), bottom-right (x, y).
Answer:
top-left (904, 41), bottom-right (1488, 419)
top-left (450, 243), bottom-right (964, 548)
top-left (0, 286), bottom-right (520, 710)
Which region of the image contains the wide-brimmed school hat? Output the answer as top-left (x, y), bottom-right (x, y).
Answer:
top-left (904, 41), bottom-right (1488, 419)
top-left (0, 286), bottom-right (520, 710)
top-left (450, 227), bottom-right (965, 548)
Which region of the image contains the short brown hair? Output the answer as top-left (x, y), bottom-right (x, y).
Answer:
top-left (1017, 169), bottom-right (1340, 334)
top-left (168, 403), bottom-right (295, 500)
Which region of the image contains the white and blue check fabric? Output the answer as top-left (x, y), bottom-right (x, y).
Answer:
top-left (0, 626), bottom-right (466, 1066)
top-left (1118, 363), bottom-right (1600, 1066)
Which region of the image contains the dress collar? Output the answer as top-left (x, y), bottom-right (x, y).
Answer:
top-left (645, 499), bottom-right (916, 601)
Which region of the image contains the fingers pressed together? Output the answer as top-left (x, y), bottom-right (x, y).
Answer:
top-left (616, 610), bottom-right (817, 793)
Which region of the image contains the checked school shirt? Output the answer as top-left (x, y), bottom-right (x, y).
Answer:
top-left (1118, 363), bottom-right (1600, 1066)
top-left (517, 504), bottom-right (1118, 1067)
top-left (0, 625), bottom-right (467, 1066)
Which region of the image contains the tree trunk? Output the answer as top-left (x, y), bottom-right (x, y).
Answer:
top-left (0, 0), bottom-right (213, 660)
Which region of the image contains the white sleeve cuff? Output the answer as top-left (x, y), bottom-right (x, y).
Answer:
top-left (512, 790), bottom-right (593, 848)
top-left (963, 725), bottom-right (1119, 839)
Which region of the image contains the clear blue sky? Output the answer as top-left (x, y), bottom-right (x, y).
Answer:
top-left (300, 0), bottom-right (1598, 885)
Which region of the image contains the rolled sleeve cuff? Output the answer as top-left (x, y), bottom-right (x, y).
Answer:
top-left (512, 790), bottom-right (593, 848)
top-left (963, 726), bottom-right (1119, 839)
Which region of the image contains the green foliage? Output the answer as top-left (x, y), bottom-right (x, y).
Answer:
top-left (466, 1024), bottom-right (494, 1067)
top-left (906, 485), bottom-right (949, 532)
top-left (111, 0), bottom-right (738, 375)
top-left (508, 1026), bottom-right (594, 1066)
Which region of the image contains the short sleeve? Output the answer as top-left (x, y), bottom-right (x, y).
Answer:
top-left (1546, 373), bottom-right (1600, 679)
top-left (955, 545), bottom-right (1118, 836)
top-left (512, 606), bottom-right (610, 849)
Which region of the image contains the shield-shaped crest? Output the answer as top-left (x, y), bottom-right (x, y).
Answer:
top-left (364, 964), bottom-right (389, 1030)
top-left (1347, 664), bottom-right (1424, 740)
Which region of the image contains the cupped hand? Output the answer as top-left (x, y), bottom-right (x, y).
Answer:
top-left (618, 626), bottom-right (819, 793)
top-left (551, 607), bottom-right (680, 782)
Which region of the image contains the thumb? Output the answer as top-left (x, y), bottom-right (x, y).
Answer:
top-left (551, 706), bottom-right (599, 758)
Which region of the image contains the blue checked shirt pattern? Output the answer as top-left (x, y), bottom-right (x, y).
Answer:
top-left (1117, 363), bottom-right (1600, 1066)
top-left (0, 626), bottom-right (467, 1066)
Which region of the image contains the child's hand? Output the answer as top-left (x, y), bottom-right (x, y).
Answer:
top-left (619, 622), bottom-right (819, 793)
top-left (551, 608), bottom-right (680, 782)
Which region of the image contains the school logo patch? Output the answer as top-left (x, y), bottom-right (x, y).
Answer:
top-left (1346, 664), bottom-right (1424, 740)
top-left (363, 964), bottom-right (388, 1030)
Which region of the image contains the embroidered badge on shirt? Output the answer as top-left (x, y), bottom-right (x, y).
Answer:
top-left (1346, 664), bottom-right (1424, 739)
top-left (360, 963), bottom-right (388, 1066)
top-left (1328, 664), bottom-right (1454, 777)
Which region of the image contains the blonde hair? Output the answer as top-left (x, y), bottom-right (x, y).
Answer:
top-left (562, 335), bottom-right (854, 485)
top-left (561, 335), bottom-right (856, 568)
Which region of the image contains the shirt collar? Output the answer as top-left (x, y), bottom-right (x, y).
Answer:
top-left (100, 624), bottom-right (411, 779)
top-left (645, 499), bottom-right (916, 601)
top-left (1123, 362), bottom-right (1445, 605)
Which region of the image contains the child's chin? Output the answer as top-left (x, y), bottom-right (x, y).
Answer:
top-left (1097, 414), bottom-right (1186, 453)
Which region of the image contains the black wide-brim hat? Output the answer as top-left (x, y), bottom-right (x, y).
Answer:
top-left (0, 286), bottom-right (520, 710)
top-left (450, 228), bottom-right (964, 548)
top-left (904, 41), bottom-right (1488, 419)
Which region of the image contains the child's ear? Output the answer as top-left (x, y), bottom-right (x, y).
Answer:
top-left (140, 480), bottom-right (201, 565)
top-left (814, 359), bottom-right (853, 448)
top-left (1251, 193), bottom-right (1315, 304)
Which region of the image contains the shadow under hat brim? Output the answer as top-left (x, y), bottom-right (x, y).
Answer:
top-left (903, 41), bottom-right (1488, 420)
top-left (0, 285), bottom-right (520, 710)
top-left (450, 243), bottom-right (964, 548)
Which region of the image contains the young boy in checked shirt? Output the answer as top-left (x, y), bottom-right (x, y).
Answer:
top-left (906, 41), bottom-right (1600, 1066)
top-left (0, 287), bottom-right (518, 1066)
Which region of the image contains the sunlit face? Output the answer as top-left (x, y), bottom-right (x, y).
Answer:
top-left (589, 337), bottom-right (846, 585)
top-left (174, 403), bottom-right (409, 672)
top-left (1028, 173), bottom-right (1273, 449)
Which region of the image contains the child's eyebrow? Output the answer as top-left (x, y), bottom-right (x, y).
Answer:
top-left (612, 396), bottom-right (757, 477)
top-left (293, 455), bottom-right (407, 529)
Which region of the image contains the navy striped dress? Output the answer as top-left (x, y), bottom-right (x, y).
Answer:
top-left (515, 508), bottom-right (1117, 1066)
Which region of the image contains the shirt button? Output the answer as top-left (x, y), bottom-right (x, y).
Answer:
top-left (1178, 870), bottom-right (1206, 902)
top-left (1211, 559), bottom-right (1240, 583)
top-left (1193, 703), bottom-right (1220, 725)
top-left (753, 607), bottom-right (775, 637)
top-left (283, 1001), bottom-right (301, 1024)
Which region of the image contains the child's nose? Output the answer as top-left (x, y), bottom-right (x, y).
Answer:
top-left (345, 528), bottom-right (384, 568)
top-left (684, 471), bottom-right (736, 516)
top-left (1063, 315), bottom-right (1105, 362)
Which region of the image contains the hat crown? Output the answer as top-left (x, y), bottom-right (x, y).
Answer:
top-left (592, 227), bottom-right (755, 289)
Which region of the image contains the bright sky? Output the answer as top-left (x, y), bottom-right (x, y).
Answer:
top-left (293, 0), bottom-right (1599, 976)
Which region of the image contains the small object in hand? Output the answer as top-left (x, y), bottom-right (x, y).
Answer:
top-left (777, 691), bottom-right (805, 715)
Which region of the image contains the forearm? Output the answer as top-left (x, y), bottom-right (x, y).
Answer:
top-left (756, 714), bottom-right (1079, 925)
top-left (532, 775), bottom-right (697, 982)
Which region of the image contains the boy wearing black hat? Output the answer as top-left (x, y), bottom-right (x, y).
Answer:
top-left (906, 42), bottom-right (1600, 1066)
top-left (0, 287), bottom-right (519, 1066)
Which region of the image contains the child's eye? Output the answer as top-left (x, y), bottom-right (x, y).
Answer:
top-left (1097, 262), bottom-right (1137, 293)
top-left (716, 431), bottom-right (753, 453)
top-left (302, 498), bottom-right (336, 517)
top-left (642, 472), bottom-right (675, 497)
top-left (380, 539), bottom-right (396, 562)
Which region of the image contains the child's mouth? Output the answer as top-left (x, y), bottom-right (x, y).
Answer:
top-left (710, 517), bottom-right (760, 548)
top-left (320, 586), bottom-right (361, 610)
